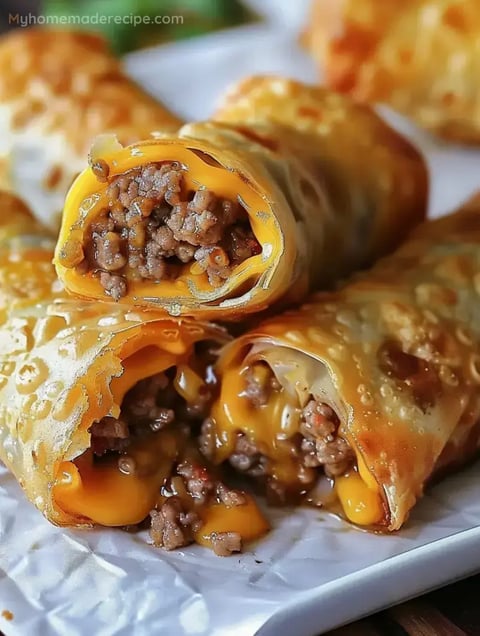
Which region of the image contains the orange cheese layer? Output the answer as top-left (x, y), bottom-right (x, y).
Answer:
top-left (54, 430), bottom-right (180, 526)
top-left (195, 495), bottom-right (270, 548)
top-left (212, 362), bottom-right (384, 526)
top-left (53, 336), bottom-right (194, 526)
top-left (56, 141), bottom-right (280, 303)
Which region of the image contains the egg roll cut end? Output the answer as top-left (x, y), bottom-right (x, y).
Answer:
top-left (203, 351), bottom-right (386, 528)
top-left (56, 141), bottom-right (281, 314)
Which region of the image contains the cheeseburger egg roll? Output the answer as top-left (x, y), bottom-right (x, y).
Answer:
top-left (303, 0), bottom-right (480, 144)
top-left (55, 76), bottom-right (427, 319)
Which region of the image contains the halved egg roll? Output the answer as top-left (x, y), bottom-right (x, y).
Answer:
top-left (202, 196), bottom-right (480, 530)
top-left (303, 0), bottom-right (480, 143)
top-left (0, 28), bottom-right (181, 229)
top-left (0, 193), bottom-right (267, 555)
top-left (54, 76), bottom-right (428, 319)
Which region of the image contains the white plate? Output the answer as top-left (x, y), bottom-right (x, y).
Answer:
top-left (2, 24), bottom-right (480, 636)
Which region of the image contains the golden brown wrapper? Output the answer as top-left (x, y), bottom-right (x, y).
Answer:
top-left (303, 0), bottom-right (480, 144)
top-left (207, 196), bottom-right (480, 531)
top-left (0, 192), bottom-right (60, 319)
top-left (55, 76), bottom-right (427, 319)
top-left (0, 28), bottom-right (181, 229)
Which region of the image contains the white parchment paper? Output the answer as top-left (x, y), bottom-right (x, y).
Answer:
top-left (2, 18), bottom-right (480, 636)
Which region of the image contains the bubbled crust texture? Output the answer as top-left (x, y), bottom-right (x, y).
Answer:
top-left (214, 76), bottom-right (428, 272)
top-left (304, 0), bottom-right (480, 143)
top-left (0, 193), bottom-right (59, 320)
top-left (0, 29), bottom-right (181, 228)
top-left (0, 302), bottom-right (227, 526)
top-left (0, 29), bottom-right (181, 153)
top-left (216, 199), bottom-right (480, 530)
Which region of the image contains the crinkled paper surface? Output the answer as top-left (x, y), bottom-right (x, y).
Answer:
top-left (2, 15), bottom-right (480, 636)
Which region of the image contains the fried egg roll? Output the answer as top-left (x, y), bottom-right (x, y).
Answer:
top-left (0, 28), bottom-right (181, 229)
top-left (202, 196), bottom-right (480, 530)
top-left (303, 0), bottom-right (480, 143)
top-left (55, 76), bottom-right (427, 319)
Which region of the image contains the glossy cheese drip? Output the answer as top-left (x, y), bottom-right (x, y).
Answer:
top-left (52, 339), bottom-right (200, 526)
top-left (57, 142), bottom-right (279, 302)
top-left (195, 495), bottom-right (270, 549)
top-left (54, 430), bottom-right (180, 526)
top-left (52, 342), bottom-right (270, 545)
top-left (212, 360), bottom-right (384, 526)
top-left (212, 365), bottom-right (303, 484)
top-left (335, 471), bottom-right (384, 526)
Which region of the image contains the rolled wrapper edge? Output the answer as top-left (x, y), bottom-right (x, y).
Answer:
top-left (54, 132), bottom-right (299, 318)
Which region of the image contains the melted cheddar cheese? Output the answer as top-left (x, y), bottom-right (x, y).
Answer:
top-left (195, 495), bottom-right (269, 548)
top-left (212, 364), bottom-right (303, 485)
top-left (212, 360), bottom-right (385, 527)
top-left (335, 471), bottom-right (384, 526)
top-left (54, 430), bottom-right (180, 526)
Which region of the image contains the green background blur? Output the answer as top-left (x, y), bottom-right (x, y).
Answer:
top-left (1, 0), bottom-right (256, 53)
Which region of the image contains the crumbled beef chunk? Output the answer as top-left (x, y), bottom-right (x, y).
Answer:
top-left (229, 433), bottom-right (268, 477)
top-left (89, 416), bottom-right (129, 456)
top-left (99, 271), bottom-right (127, 301)
top-left (81, 162), bottom-right (261, 299)
top-left (243, 364), bottom-right (281, 408)
top-left (194, 246), bottom-right (231, 286)
top-left (177, 460), bottom-right (215, 505)
top-left (299, 400), bottom-right (354, 477)
top-left (91, 158), bottom-right (110, 182)
top-left (122, 373), bottom-right (175, 432)
top-left (150, 497), bottom-right (202, 550)
top-left (198, 418), bottom-right (216, 459)
top-left (216, 482), bottom-right (246, 507)
top-left (209, 531), bottom-right (242, 556)
top-left (94, 232), bottom-right (126, 271)
top-left (89, 372), bottom-right (180, 455)
top-left (224, 225), bottom-right (262, 263)
top-left (227, 361), bottom-right (355, 496)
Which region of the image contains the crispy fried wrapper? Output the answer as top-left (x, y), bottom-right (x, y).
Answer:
top-left (0, 29), bottom-right (181, 229)
top-left (303, 0), bottom-right (480, 144)
top-left (0, 192), bottom-right (268, 554)
top-left (0, 192), bottom-right (59, 318)
top-left (205, 196), bottom-right (480, 532)
top-left (54, 76), bottom-right (427, 320)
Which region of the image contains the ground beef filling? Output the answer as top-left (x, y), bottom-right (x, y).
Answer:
top-left (150, 465), bottom-right (245, 556)
top-left (88, 371), bottom-right (192, 457)
top-left (299, 401), bottom-right (354, 477)
top-left (82, 161), bottom-right (261, 300)
top-left (88, 369), bottom-right (245, 555)
top-left (200, 365), bottom-right (355, 504)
